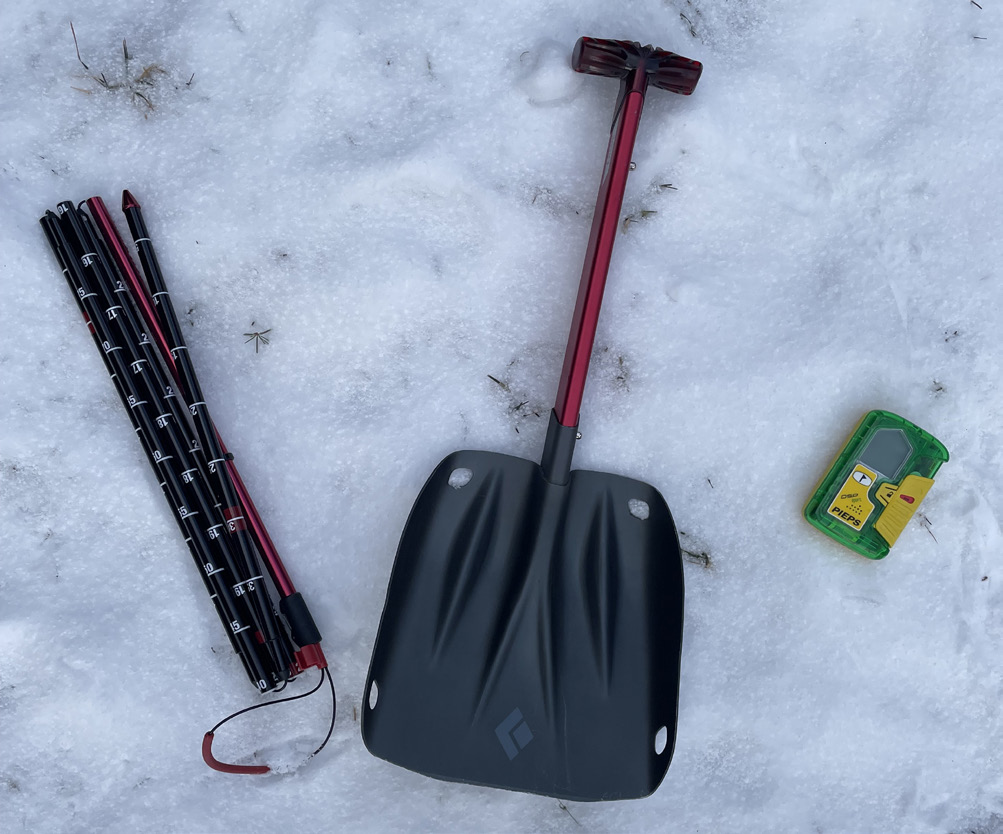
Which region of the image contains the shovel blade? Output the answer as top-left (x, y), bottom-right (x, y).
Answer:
top-left (363, 450), bottom-right (684, 801)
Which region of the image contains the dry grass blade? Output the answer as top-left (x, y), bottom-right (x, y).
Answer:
top-left (70, 22), bottom-right (89, 70)
top-left (136, 64), bottom-right (166, 85)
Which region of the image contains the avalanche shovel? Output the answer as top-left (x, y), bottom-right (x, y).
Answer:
top-left (363, 37), bottom-right (702, 801)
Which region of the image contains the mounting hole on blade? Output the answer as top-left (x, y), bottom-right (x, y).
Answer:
top-left (448, 468), bottom-right (473, 489)
top-left (368, 680), bottom-right (379, 710)
top-left (654, 725), bottom-right (668, 755)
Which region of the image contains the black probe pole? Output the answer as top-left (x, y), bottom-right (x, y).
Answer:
top-left (39, 214), bottom-right (253, 674)
top-left (88, 194), bottom-right (324, 667)
top-left (121, 192), bottom-right (293, 677)
top-left (46, 207), bottom-right (272, 684)
top-left (69, 203), bottom-right (288, 689)
top-left (43, 200), bottom-right (336, 775)
top-left (48, 205), bottom-right (280, 691)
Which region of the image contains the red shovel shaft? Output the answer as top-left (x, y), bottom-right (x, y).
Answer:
top-left (554, 70), bottom-right (649, 427)
top-left (553, 37), bottom-right (701, 429)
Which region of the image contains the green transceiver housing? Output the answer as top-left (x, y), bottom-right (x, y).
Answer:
top-left (803, 410), bottom-right (949, 559)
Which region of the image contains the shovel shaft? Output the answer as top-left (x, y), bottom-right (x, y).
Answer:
top-left (554, 69), bottom-right (648, 427)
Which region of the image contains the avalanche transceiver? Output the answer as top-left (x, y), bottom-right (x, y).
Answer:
top-left (803, 410), bottom-right (949, 559)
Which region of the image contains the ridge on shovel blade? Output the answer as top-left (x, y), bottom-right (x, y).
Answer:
top-left (363, 36), bottom-right (697, 802)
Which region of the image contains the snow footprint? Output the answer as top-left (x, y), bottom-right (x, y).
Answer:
top-left (518, 39), bottom-right (583, 106)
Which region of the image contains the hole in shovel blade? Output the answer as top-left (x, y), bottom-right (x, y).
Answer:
top-left (368, 680), bottom-right (379, 710)
top-left (654, 725), bottom-right (668, 755)
top-left (628, 498), bottom-right (650, 520)
top-left (448, 468), bottom-right (473, 489)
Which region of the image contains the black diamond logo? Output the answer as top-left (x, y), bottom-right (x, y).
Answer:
top-left (495, 708), bottom-right (534, 760)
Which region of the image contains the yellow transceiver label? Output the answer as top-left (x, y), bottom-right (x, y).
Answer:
top-left (827, 464), bottom-right (877, 530)
top-left (873, 474), bottom-right (935, 547)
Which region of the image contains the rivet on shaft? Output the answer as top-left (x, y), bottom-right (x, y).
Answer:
top-left (576, 432), bottom-right (583, 440)
top-left (629, 162), bottom-right (637, 170)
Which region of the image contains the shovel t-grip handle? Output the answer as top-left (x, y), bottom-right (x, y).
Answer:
top-left (553, 38), bottom-right (701, 427)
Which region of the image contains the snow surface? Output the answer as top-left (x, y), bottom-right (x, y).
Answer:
top-left (3, 0), bottom-right (1003, 831)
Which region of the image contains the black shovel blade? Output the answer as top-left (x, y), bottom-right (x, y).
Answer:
top-left (363, 450), bottom-right (684, 801)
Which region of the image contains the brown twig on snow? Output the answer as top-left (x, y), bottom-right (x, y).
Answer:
top-left (70, 22), bottom-right (89, 70)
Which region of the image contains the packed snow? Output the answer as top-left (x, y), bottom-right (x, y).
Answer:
top-left (3, 0), bottom-right (1003, 831)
